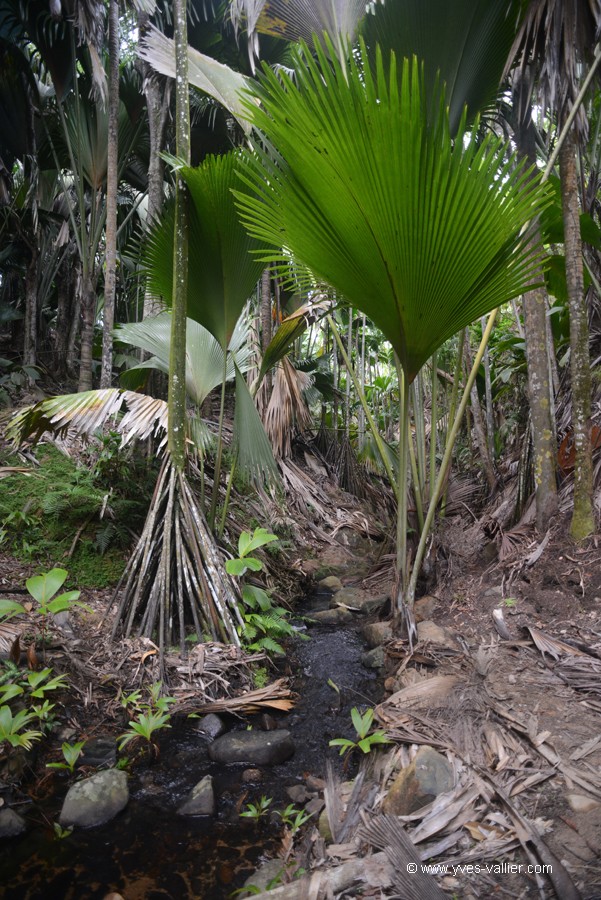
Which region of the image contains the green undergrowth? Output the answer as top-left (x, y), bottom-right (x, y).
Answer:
top-left (0, 441), bottom-right (156, 587)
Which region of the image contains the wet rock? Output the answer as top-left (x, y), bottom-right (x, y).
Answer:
top-left (484, 585), bottom-right (503, 599)
top-left (79, 736), bottom-right (116, 769)
top-left (362, 621), bottom-right (394, 648)
top-left (0, 808), bottom-right (26, 837)
top-left (59, 769), bottom-right (128, 828)
top-left (301, 559), bottom-right (322, 577)
top-left (240, 859), bottom-right (288, 897)
top-left (329, 586), bottom-right (369, 611)
top-left (383, 746), bottom-right (454, 815)
top-left (208, 729), bottom-right (295, 766)
top-left (414, 595), bottom-right (438, 622)
top-left (241, 768), bottom-right (263, 783)
top-left (177, 775), bottom-right (215, 816)
top-left (194, 713), bottom-right (226, 740)
top-left (309, 608), bottom-right (353, 626)
top-left (361, 646), bottom-right (386, 670)
top-left (416, 620), bottom-right (460, 649)
top-left (318, 575), bottom-right (343, 592)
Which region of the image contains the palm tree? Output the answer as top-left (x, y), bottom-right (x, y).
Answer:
top-left (507, 0), bottom-right (601, 539)
top-left (235, 38), bottom-right (551, 615)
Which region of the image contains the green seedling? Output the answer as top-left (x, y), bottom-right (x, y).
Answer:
top-left (239, 795), bottom-right (273, 820)
top-left (47, 740), bottom-right (86, 774)
top-left (502, 597), bottom-right (517, 608)
top-left (329, 707), bottom-right (392, 757)
top-left (53, 822), bottom-right (73, 840)
top-left (118, 681), bottom-right (175, 758)
top-left (0, 705), bottom-right (43, 750)
top-left (26, 568), bottom-right (91, 654)
top-left (278, 803), bottom-right (314, 832)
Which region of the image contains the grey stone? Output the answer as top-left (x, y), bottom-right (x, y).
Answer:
top-left (194, 713), bottom-right (226, 740)
top-left (383, 746), bottom-right (454, 815)
top-left (329, 586), bottom-right (371, 611)
top-left (177, 775), bottom-right (215, 816)
top-left (240, 859), bottom-right (288, 897)
top-left (241, 768), bottom-right (263, 783)
top-left (0, 808), bottom-right (26, 837)
top-left (361, 646), bottom-right (386, 670)
top-left (414, 595), bottom-right (438, 622)
top-left (208, 729), bottom-right (295, 766)
top-left (567, 793), bottom-right (601, 813)
top-left (416, 620), bottom-right (460, 649)
top-left (59, 769), bottom-right (129, 828)
top-left (286, 784), bottom-right (312, 803)
top-left (309, 608), bottom-right (353, 626)
top-left (318, 576), bottom-right (343, 592)
top-left (79, 736), bottom-right (117, 769)
top-left (362, 621), bottom-right (394, 648)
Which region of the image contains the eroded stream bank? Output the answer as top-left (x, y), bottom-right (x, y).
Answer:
top-left (0, 576), bottom-right (386, 900)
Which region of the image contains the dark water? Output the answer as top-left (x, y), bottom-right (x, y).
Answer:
top-left (0, 605), bottom-right (380, 900)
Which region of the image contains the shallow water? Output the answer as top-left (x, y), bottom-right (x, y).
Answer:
top-left (0, 604), bottom-right (381, 899)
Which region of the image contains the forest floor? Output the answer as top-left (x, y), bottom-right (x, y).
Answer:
top-left (1, 454), bottom-right (600, 900)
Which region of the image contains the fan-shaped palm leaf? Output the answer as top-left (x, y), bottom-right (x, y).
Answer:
top-left (145, 152), bottom-right (264, 349)
top-left (361, 0), bottom-right (524, 135)
top-left (116, 312), bottom-right (252, 407)
top-left (236, 42), bottom-right (552, 383)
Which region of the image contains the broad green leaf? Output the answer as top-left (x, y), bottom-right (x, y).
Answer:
top-left (236, 43), bottom-right (551, 383)
top-left (0, 598), bottom-right (24, 620)
top-left (242, 584), bottom-right (273, 611)
top-left (144, 153), bottom-right (264, 349)
top-left (239, 527), bottom-right (278, 557)
top-left (26, 569), bottom-right (68, 606)
top-left (233, 364), bottom-right (279, 484)
top-left (0, 684), bottom-right (24, 703)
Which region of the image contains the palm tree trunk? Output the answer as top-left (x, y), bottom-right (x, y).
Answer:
top-left (464, 331), bottom-right (497, 492)
top-left (168, 0), bottom-right (191, 470)
top-left (512, 91), bottom-right (559, 530)
top-left (24, 242), bottom-right (38, 368)
top-left (78, 273), bottom-right (96, 392)
top-left (560, 132), bottom-right (594, 539)
top-left (100, 0), bottom-right (119, 388)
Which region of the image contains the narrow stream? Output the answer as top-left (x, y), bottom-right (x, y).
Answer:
top-left (0, 593), bottom-right (382, 899)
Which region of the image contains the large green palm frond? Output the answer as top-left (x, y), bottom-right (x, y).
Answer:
top-left (236, 42), bottom-right (552, 383)
top-left (361, 0), bottom-right (525, 135)
top-left (145, 152), bottom-right (264, 349)
top-left (116, 312), bottom-right (252, 407)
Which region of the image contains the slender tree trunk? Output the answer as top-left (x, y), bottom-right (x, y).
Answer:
top-left (55, 259), bottom-right (73, 378)
top-left (168, 0), bottom-right (191, 470)
top-left (78, 273), bottom-right (96, 391)
top-left (464, 331), bottom-right (497, 492)
top-left (260, 268), bottom-right (272, 393)
top-left (560, 132), bottom-right (594, 540)
top-left (67, 263), bottom-right (81, 377)
top-left (514, 104), bottom-right (558, 530)
top-left (100, 0), bottom-right (120, 388)
top-left (23, 242), bottom-right (38, 367)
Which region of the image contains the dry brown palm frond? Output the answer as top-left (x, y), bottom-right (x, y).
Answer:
top-left (262, 358), bottom-right (313, 458)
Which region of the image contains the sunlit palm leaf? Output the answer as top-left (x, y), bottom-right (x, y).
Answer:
top-left (258, 298), bottom-right (329, 381)
top-left (138, 25), bottom-right (255, 133)
top-left (116, 313), bottom-right (252, 407)
top-left (145, 153), bottom-right (264, 349)
top-left (7, 389), bottom-right (168, 449)
top-left (236, 42), bottom-right (552, 382)
top-left (362, 0), bottom-right (524, 135)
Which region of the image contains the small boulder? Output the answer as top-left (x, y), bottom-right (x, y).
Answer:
top-left (208, 729), bottom-right (294, 766)
top-left (361, 646), bottom-right (386, 670)
top-left (383, 746), bottom-right (454, 815)
top-left (79, 736), bottom-right (117, 769)
top-left (177, 775), bottom-right (215, 816)
top-left (309, 608), bottom-right (353, 626)
top-left (416, 620), bottom-right (460, 650)
top-left (318, 575), bottom-right (343, 593)
top-left (194, 713), bottom-right (226, 740)
top-left (362, 621), bottom-right (394, 648)
top-left (240, 859), bottom-right (288, 897)
top-left (59, 769), bottom-right (128, 828)
top-left (241, 768), bottom-right (263, 783)
top-left (0, 807), bottom-right (26, 837)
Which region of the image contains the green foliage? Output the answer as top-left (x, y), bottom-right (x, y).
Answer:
top-left (47, 740), bottom-right (85, 774)
top-left (0, 445), bottom-right (153, 586)
top-left (0, 357), bottom-right (41, 407)
top-left (329, 707), bottom-right (391, 757)
top-left (239, 795), bottom-right (272, 820)
top-left (278, 803), bottom-right (314, 832)
top-left (0, 705), bottom-right (43, 750)
top-left (226, 529), bottom-right (300, 656)
top-left (25, 568), bottom-right (90, 649)
top-left (118, 681), bottom-right (175, 754)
